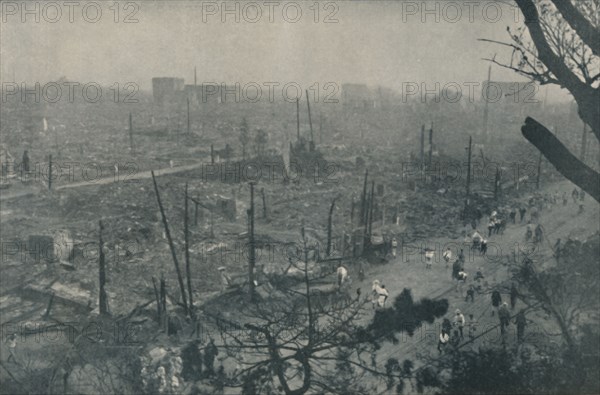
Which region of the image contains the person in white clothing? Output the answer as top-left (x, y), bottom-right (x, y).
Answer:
top-left (336, 264), bottom-right (348, 288)
top-left (454, 309), bottom-right (465, 339)
top-left (424, 249), bottom-right (434, 269)
top-left (442, 247), bottom-right (452, 268)
top-left (437, 330), bottom-right (449, 353)
top-left (378, 285), bottom-right (389, 308)
top-left (371, 280), bottom-right (381, 309)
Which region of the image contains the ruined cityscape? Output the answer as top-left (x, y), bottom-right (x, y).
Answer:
top-left (0, 1), bottom-right (599, 394)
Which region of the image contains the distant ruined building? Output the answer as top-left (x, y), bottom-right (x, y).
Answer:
top-left (341, 83), bottom-right (398, 111)
top-left (152, 77), bottom-right (184, 106)
top-left (341, 83), bottom-right (376, 110)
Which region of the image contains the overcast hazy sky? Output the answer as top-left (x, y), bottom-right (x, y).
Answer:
top-left (0, 1), bottom-right (568, 100)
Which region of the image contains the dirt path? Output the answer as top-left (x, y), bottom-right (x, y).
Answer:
top-left (0, 161), bottom-right (206, 201)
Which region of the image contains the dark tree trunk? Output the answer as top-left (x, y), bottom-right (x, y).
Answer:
top-left (522, 117), bottom-right (599, 202)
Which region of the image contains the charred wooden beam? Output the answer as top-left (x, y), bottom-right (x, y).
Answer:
top-left (42, 292), bottom-right (55, 320)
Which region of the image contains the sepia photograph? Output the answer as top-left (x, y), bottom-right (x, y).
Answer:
top-left (0, 1), bottom-right (599, 394)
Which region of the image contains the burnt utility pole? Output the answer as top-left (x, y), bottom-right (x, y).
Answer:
top-left (184, 183), bottom-right (194, 313)
top-left (98, 221), bottom-right (109, 315)
top-left (420, 125), bottom-right (425, 168)
top-left (360, 169), bottom-right (368, 226)
top-left (483, 64), bottom-right (492, 139)
top-left (152, 276), bottom-right (161, 322)
top-left (536, 152), bottom-right (543, 190)
top-left (248, 183), bottom-right (256, 301)
top-left (160, 274), bottom-right (167, 331)
top-left (194, 194), bottom-right (199, 226)
top-left (187, 98), bottom-right (191, 135)
top-left (129, 112), bottom-right (134, 152)
top-left (368, 181), bottom-right (375, 236)
top-left (361, 175), bottom-right (371, 252)
top-left (211, 144), bottom-right (215, 164)
top-left (151, 171), bottom-right (189, 316)
top-left (494, 167), bottom-right (501, 200)
top-left (48, 154), bottom-right (52, 190)
top-left (464, 136), bottom-right (472, 218)
top-left (580, 123), bottom-right (588, 162)
top-left (306, 90), bottom-right (314, 146)
top-left (428, 122), bottom-right (434, 166)
top-left (319, 113), bottom-right (323, 144)
top-left (296, 98), bottom-right (300, 141)
top-left (261, 187), bottom-right (267, 219)
top-left (326, 196), bottom-right (338, 256)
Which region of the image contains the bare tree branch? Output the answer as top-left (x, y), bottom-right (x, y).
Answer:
top-left (515, 0), bottom-right (600, 136)
top-left (549, 0), bottom-right (600, 56)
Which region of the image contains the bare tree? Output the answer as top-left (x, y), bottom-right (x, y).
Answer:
top-left (482, 0), bottom-right (600, 201)
top-left (512, 234), bottom-right (600, 351)
top-left (210, 227), bottom-right (448, 394)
